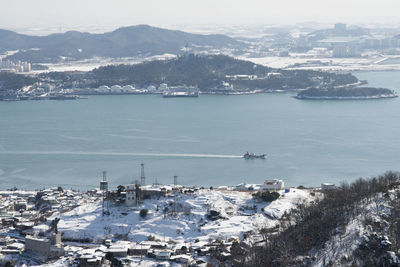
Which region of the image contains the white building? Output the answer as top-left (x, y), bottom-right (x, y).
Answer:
top-left (25, 233), bottom-right (64, 258)
top-left (125, 184), bottom-right (137, 206)
top-left (260, 179), bottom-right (284, 191)
top-left (321, 183), bottom-right (336, 191)
top-left (122, 85), bottom-right (135, 92)
top-left (147, 85), bottom-right (156, 92)
top-left (158, 83), bottom-right (168, 91)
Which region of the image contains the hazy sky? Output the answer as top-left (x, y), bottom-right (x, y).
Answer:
top-left (1, 0), bottom-right (400, 31)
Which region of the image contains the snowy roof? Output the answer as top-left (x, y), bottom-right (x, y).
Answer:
top-left (140, 241), bottom-right (169, 247)
top-left (107, 245), bottom-right (129, 253)
top-left (130, 244), bottom-right (151, 250)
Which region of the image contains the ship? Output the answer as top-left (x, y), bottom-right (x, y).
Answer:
top-left (162, 85), bottom-right (199, 98)
top-left (48, 94), bottom-right (80, 100)
top-left (243, 152), bottom-right (267, 159)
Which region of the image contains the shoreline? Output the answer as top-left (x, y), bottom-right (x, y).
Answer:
top-left (294, 94), bottom-right (398, 100)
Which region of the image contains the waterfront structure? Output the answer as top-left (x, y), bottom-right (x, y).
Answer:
top-left (122, 85), bottom-right (135, 92)
top-left (162, 85), bottom-right (199, 97)
top-left (97, 85), bottom-right (110, 93)
top-left (158, 83), bottom-right (168, 92)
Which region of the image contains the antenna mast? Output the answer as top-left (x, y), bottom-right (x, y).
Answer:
top-left (100, 171), bottom-right (109, 216)
top-left (140, 163), bottom-right (146, 186)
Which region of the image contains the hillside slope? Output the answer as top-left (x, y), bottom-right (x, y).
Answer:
top-left (0, 25), bottom-right (245, 63)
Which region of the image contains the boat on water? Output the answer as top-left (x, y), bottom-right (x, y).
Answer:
top-left (243, 152), bottom-right (267, 159)
top-left (48, 94), bottom-right (81, 100)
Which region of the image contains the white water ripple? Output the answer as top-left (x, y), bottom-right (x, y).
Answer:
top-left (0, 150), bottom-right (243, 159)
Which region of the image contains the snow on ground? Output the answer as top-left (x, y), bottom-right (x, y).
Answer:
top-left (55, 188), bottom-right (314, 247)
top-left (24, 51), bottom-right (400, 74)
top-left (243, 55), bottom-right (400, 71)
top-left (312, 192), bottom-right (393, 267)
top-left (30, 54), bottom-right (177, 73)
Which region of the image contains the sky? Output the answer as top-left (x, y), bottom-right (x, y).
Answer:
top-left (1, 0), bottom-right (400, 32)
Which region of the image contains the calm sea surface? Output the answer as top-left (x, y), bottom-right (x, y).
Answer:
top-left (0, 71), bottom-right (399, 189)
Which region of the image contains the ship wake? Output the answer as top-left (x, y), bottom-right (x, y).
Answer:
top-left (0, 150), bottom-right (242, 159)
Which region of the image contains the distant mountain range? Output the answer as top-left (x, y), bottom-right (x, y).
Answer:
top-left (0, 25), bottom-right (245, 63)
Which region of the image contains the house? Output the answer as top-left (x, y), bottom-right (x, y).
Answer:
top-left (141, 186), bottom-right (167, 199)
top-left (6, 242), bottom-right (24, 252)
top-left (14, 199), bottom-right (27, 211)
top-left (321, 183), bottom-right (336, 191)
top-left (25, 233), bottom-right (64, 258)
top-left (128, 243), bottom-right (150, 256)
top-left (140, 241), bottom-right (169, 249)
top-left (171, 254), bottom-right (194, 265)
top-left (125, 184), bottom-right (137, 206)
top-left (260, 179), bottom-right (284, 190)
top-left (107, 245), bottom-right (128, 257)
top-left (78, 254), bottom-right (103, 267)
top-left (155, 250), bottom-right (171, 260)
top-left (1, 249), bottom-right (21, 255)
top-left (78, 251), bottom-right (105, 267)
top-left (199, 247), bottom-right (211, 256)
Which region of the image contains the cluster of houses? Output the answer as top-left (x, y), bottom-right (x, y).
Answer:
top-left (94, 83), bottom-right (195, 95)
top-left (0, 188), bottom-right (95, 265)
top-left (75, 237), bottom-right (245, 266)
top-left (77, 240), bottom-right (201, 266)
top-left (0, 183), bottom-right (234, 266)
top-left (95, 83), bottom-right (169, 95)
top-left (0, 177), bottom-right (336, 266)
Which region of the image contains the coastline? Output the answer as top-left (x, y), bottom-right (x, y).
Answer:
top-left (294, 94), bottom-right (398, 100)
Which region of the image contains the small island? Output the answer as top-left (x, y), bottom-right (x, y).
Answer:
top-left (295, 86), bottom-right (398, 100)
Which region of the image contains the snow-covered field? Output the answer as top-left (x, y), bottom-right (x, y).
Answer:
top-left (312, 191), bottom-right (395, 266)
top-left (30, 54), bottom-right (177, 73)
top-left (54, 188), bottom-right (313, 247)
top-left (243, 55), bottom-right (400, 71)
top-left (29, 53), bottom-right (400, 74)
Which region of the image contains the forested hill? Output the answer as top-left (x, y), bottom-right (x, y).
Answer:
top-left (88, 54), bottom-right (359, 91)
top-left (0, 55), bottom-right (360, 94)
top-left (296, 86), bottom-right (397, 99)
top-left (0, 25), bottom-right (244, 63)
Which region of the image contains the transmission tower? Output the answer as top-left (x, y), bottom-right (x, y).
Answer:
top-left (140, 163), bottom-right (146, 186)
top-left (100, 171), bottom-right (109, 216)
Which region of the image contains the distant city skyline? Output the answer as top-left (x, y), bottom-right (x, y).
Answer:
top-left (1, 0), bottom-right (400, 33)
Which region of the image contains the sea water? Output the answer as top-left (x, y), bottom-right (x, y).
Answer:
top-left (0, 71), bottom-right (399, 189)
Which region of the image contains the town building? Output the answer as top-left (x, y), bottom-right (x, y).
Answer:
top-left (25, 233), bottom-right (64, 258)
top-left (260, 179), bottom-right (284, 190)
top-left (321, 183), bottom-right (336, 191)
top-left (125, 184), bottom-right (137, 206)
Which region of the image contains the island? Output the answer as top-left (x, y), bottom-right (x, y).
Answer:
top-left (295, 86), bottom-right (398, 100)
top-left (0, 54), bottom-right (362, 100)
